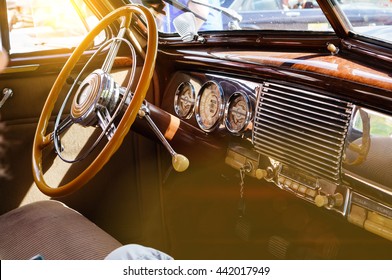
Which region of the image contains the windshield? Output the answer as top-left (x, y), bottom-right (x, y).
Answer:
top-left (132, 0), bottom-right (332, 32)
top-left (131, 0), bottom-right (392, 44)
top-left (336, 0), bottom-right (392, 44)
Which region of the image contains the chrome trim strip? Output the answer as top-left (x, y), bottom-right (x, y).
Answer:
top-left (262, 91), bottom-right (351, 120)
top-left (265, 82), bottom-right (353, 105)
top-left (264, 86), bottom-right (353, 113)
top-left (254, 128), bottom-right (340, 158)
top-left (256, 108), bottom-right (343, 142)
top-left (253, 132), bottom-right (341, 165)
top-left (257, 100), bottom-right (349, 131)
top-left (343, 188), bottom-right (351, 216)
top-left (254, 119), bottom-right (343, 149)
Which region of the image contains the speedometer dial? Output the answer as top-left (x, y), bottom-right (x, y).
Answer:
top-left (174, 81), bottom-right (195, 119)
top-left (195, 81), bottom-right (224, 132)
top-left (224, 91), bottom-right (252, 135)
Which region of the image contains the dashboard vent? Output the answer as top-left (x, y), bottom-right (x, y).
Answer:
top-left (253, 82), bottom-right (353, 182)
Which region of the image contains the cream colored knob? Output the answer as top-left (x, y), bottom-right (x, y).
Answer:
top-left (327, 43), bottom-right (338, 54)
top-left (255, 169), bottom-right (267, 180)
top-left (315, 195), bottom-right (329, 207)
top-left (332, 193), bottom-right (344, 207)
top-left (138, 109), bottom-right (146, 117)
top-left (172, 154), bottom-right (189, 172)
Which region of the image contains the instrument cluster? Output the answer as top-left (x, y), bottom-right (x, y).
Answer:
top-left (172, 75), bottom-right (257, 136)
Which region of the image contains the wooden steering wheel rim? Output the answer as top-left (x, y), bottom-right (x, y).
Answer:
top-left (32, 5), bottom-right (158, 197)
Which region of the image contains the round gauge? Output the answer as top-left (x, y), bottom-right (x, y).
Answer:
top-left (195, 81), bottom-right (224, 132)
top-left (224, 91), bottom-right (252, 135)
top-left (174, 81), bottom-right (196, 119)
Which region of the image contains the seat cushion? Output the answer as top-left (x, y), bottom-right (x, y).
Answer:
top-left (0, 200), bottom-right (122, 259)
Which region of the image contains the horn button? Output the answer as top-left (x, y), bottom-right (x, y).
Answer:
top-left (71, 70), bottom-right (121, 126)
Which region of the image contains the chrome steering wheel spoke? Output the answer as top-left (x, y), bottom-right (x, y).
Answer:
top-left (52, 115), bottom-right (74, 152)
top-left (102, 15), bottom-right (132, 74)
top-left (55, 115), bottom-right (74, 138)
top-left (97, 105), bottom-right (117, 141)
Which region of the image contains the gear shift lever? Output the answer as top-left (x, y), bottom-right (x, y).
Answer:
top-left (138, 103), bottom-right (189, 172)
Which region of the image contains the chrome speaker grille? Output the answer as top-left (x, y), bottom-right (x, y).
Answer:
top-left (253, 82), bottom-right (353, 182)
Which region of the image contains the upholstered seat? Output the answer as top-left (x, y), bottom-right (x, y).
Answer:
top-left (0, 200), bottom-right (122, 260)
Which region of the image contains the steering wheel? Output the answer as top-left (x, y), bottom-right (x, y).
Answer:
top-left (32, 5), bottom-right (158, 197)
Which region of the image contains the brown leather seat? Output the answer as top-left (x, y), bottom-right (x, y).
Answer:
top-left (0, 200), bottom-right (122, 260)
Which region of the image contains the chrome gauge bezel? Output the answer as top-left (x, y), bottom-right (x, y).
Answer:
top-left (224, 91), bottom-right (252, 135)
top-left (174, 81), bottom-right (196, 119)
top-left (195, 81), bottom-right (225, 132)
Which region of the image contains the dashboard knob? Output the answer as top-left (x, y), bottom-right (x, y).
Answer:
top-left (315, 193), bottom-right (344, 207)
top-left (333, 193), bottom-right (344, 207)
top-left (255, 169), bottom-right (267, 180)
top-left (315, 195), bottom-right (329, 207)
top-left (327, 43), bottom-right (339, 54)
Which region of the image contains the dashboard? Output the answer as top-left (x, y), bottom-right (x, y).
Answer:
top-left (160, 70), bottom-right (392, 243)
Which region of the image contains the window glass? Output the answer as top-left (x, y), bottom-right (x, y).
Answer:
top-left (6, 0), bottom-right (99, 54)
top-left (336, 0), bottom-right (392, 44)
top-left (132, 0), bottom-right (332, 33)
top-left (353, 108), bottom-right (392, 137)
top-left (134, 0), bottom-right (392, 44)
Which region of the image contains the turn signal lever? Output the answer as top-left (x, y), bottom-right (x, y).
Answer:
top-left (138, 103), bottom-right (189, 172)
